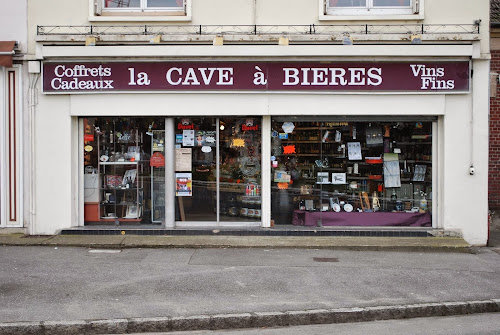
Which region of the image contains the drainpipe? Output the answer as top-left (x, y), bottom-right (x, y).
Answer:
top-left (27, 62), bottom-right (40, 235)
top-left (253, 0), bottom-right (256, 26)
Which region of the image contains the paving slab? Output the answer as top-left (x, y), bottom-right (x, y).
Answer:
top-left (41, 235), bottom-right (126, 247)
top-left (0, 234), bottom-right (53, 245)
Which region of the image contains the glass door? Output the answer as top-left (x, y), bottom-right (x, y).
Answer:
top-left (219, 118), bottom-right (261, 222)
top-left (174, 117), bottom-right (217, 221)
top-left (174, 117), bottom-right (262, 224)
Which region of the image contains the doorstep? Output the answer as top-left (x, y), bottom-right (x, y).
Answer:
top-left (60, 226), bottom-right (434, 237)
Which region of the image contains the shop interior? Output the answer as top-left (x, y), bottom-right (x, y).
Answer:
top-left (83, 117), bottom-right (166, 225)
top-left (82, 116), bottom-right (262, 225)
top-left (271, 118), bottom-right (433, 227)
top-left (82, 116), bottom-right (432, 228)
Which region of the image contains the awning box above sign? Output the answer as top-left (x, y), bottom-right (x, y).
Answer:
top-left (43, 61), bottom-right (470, 93)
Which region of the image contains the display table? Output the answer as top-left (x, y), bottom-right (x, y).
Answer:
top-left (292, 210), bottom-right (431, 227)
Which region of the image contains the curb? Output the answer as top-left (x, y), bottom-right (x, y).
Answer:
top-left (1, 299), bottom-right (499, 335)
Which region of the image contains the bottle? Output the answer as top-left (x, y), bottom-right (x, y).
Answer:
top-left (299, 200), bottom-right (306, 211)
top-left (391, 189), bottom-right (397, 201)
top-left (420, 193), bottom-right (428, 211)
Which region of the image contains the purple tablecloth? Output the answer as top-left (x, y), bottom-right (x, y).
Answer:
top-left (292, 210), bottom-right (432, 227)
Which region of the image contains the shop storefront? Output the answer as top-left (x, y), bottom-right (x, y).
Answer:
top-left (37, 55), bottom-right (488, 242)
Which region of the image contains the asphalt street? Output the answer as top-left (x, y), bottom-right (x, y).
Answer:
top-left (0, 246), bottom-right (499, 324)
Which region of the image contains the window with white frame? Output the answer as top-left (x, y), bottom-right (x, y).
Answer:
top-left (326, 0), bottom-right (417, 15)
top-left (98, 0), bottom-right (185, 15)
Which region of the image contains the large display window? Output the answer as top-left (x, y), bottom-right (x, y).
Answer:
top-left (82, 117), bottom-right (166, 224)
top-left (271, 118), bottom-right (433, 227)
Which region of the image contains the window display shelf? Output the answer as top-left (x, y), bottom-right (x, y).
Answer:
top-left (397, 142), bottom-right (432, 145)
top-left (97, 128), bottom-right (143, 223)
top-left (280, 154), bottom-right (346, 158)
top-left (281, 140), bottom-right (338, 144)
top-left (100, 161), bottom-right (138, 165)
top-left (405, 160), bottom-right (432, 164)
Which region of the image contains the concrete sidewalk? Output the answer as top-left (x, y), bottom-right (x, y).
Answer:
top-left (0, 244), bottom-right (499, 334)
top-left (0, 233), bottom-right (473, 251)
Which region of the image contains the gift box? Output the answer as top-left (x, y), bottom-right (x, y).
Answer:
top-left (105, 175), bottom-right (123, 188)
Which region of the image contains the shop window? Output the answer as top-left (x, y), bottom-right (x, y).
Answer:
top-left (324, 0), bottom-right (420, 16)
top-left (94, 0), bottom-right (188, 17)
top-left (271, 120), bottom-right (433, 227)
top-left (82, 117), bottom-right (165, 225)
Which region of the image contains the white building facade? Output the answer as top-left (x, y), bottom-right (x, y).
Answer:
top-left (25, 0), bottom-right (490, 245)
top-left (0, 0), bottom-right (26, 230)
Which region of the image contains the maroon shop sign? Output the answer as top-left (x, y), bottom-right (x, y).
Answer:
top-left (43, 61), bottom-right (469, 93)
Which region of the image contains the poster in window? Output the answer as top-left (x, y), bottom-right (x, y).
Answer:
top-left (195, 130), bottom-right (216, 147)
top-left (274, 170), bottom-right (291, 183)
top-left (383, 153), bottom-right (401, 188)
top-left (347, 142), bottom-right (362, 160)
top-left (176, 148), bottom-right (192, 172)
top-left (331, 173), bottom-right (347, 184)
top-left (413, 164), bottom-right (427, 182)
top-left (182, 130), bottom-right (195, 147)
top-left (176, 173), bottom-right (192, 197)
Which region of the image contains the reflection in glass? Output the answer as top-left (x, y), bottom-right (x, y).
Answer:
top-left (329, 0), bottom-right (367, 7)
top-left (373, 0), bottom-right (410, 6)
top-left (147, 0), bottom-right (183, 7)
top-left (219, 118), bottom-right (261, 222)
top-left (104, 0), bottom-right (141, 8)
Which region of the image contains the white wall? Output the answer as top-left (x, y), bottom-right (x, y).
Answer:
top-left (32, 92), bottom-right (74, 234)
top-left (27, 0), bottom-right (490, 55)
top-left (0, 0), bottom-right (27, 53)
top-left (69, 93), bottom-right (446, 117)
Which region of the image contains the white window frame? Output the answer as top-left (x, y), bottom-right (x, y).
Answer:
top-left (89, 0), bottom-right (192, 22)
top-left (320, 0), bottom-right (423, 21)
top-left (102, 0), bottom-right (183, 13)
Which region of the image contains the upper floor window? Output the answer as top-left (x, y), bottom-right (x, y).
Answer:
top-left (326, 0), bottom-right (416, 15)
top-left (104, 0), bottom-right (182, 10)
top-left (97, 0), bottom-right (185, 16)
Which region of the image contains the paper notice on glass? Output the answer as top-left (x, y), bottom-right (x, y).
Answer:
top-left (182, 129), bottom-right (195, 147)
top-left (176, 173), bottom-right (192, 197)
top-left (274, 170), bottom-right (291, 183)
top-left (347, 142), bottom-right (362, 161)
top-left (176, 148), bottom-right (192, 171)
top-left (383, 153), bottom-right (401, 188)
